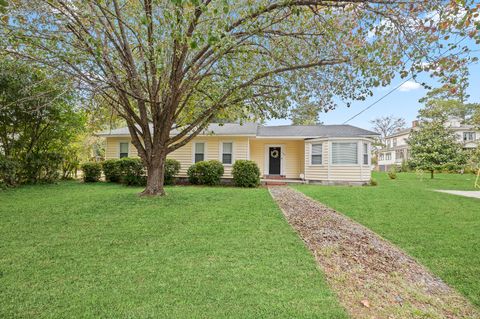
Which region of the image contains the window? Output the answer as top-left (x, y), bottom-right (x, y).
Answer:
top-left (380, 153), bottom-right (385, 161)
top-left (194, 142), bottom-right (205, 163)
top-left (221, 142), bottom-right (233, 164)
top-left (386, 153), bottom-right (391, 161)
top-left (464, 132), bottom-right (476, 141)
top-left (363, 143), bottom-right (369, 165)
top-left (396, 150), bottom-right (404, 160)
top-left (119, 142), bottom-right (129, 158)
top-left (311, 144), bottom-right (323, 165)
top-left (331, 142), bottom-right (358, 165)
top-left (393, 138), bottom-right (397, 147)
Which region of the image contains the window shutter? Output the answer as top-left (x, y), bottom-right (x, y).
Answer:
top-left (332, 142), bottom-right (358, 164)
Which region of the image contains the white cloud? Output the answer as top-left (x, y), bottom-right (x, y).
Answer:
top-left (398, 80), bottom-right (422, 92)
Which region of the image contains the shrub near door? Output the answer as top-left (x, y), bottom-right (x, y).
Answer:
top-left (232, 160), bottom-right (260, 187)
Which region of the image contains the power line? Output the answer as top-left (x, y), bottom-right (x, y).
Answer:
top-left (343, 36), bottom-right (470, 124)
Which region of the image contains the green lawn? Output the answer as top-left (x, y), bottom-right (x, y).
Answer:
top-left (294, 172), bottom-right (480, 308)
top-left (0, 182), bottom-right (347, 319)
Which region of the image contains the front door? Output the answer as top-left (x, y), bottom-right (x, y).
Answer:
top-left (268, 147), bottom-right (281, 175)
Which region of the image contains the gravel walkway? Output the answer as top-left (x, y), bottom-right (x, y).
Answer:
top-left (269, 186), bottom-right (480, 319)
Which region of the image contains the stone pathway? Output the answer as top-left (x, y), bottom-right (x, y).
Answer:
top-left (436, 190), bottom-right (480, 199)
top-left (269, 186), bottom-right (480, 319)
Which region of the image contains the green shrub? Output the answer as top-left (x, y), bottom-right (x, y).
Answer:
top-left (117, 158), bottom-right (146, 186)
top-left (164, 159), bottom-right (181, 185)
top-left (0, 156), bottom-right (20, 187)
top-left (81, 162), bottom-right (102, 182)
top-left (23, 152), bottom-right (63, 183)
top-left (388, 166), bottom-right (397, 180)
top-left (232, 160), bottom-right (260, 187)
top-left (400, 160), bottom-right (409, 173)
top-left (369, 178), bottom-right (378, 186)
top-left (187, 160), bottom-right (224, 186)
top-left (102, 159), bottom-right (122, 182)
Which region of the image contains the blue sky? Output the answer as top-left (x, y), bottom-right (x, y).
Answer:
top-left (267, 53), bottom-right (480, 131)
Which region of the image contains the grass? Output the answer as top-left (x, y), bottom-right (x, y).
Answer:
top-left (294, 172), bottom-right (480, 308)
top-left (0, 182), bottom-right (347, 319)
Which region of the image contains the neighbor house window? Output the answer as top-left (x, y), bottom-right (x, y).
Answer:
top-left (194, 142), bottom-right (205, 163)
top-left (380, 153), bottom-right (385, 161)
top-left (393, 138), bottom-right (397, 147)
top-left (119, 142), bottom-right (129, 158)
top-left (386, 153), bottom-right (391, 161)
top-left (331, 142), bottom-right (358, 165)
top-left (363, 143), bottom-right (369, 165)
top-left (464, 132), bottom-right (476, 141)
top-left (311, 144), bottom-right (323, 165)
top-left (221, 142), bottom-right (233, 164)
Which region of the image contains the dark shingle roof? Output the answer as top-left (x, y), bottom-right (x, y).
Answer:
top-left (97, 123), bottom-right (378, 138)
top-left (257, 124), bottom-right (379, 138)
top-left (97, 123), bottom-right (259, 137)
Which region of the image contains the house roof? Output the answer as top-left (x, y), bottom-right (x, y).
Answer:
top-left (257, 124), bottom-right (378, 138)
top-left (97, 123), bottom-right (379, 138)
top-left (388, 127), bottom-right (413, 138)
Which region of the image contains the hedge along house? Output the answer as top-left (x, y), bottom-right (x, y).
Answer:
top-left (98, 123), bottom-right (379, 184)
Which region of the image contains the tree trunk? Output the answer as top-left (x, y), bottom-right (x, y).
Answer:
top-left (141, 151), bottom-right (167, 196)
top-left (430, 170), bottom-right (434, 179)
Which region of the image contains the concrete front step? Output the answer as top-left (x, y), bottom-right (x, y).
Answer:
top-left (264, 175), bottom-right (286, 180)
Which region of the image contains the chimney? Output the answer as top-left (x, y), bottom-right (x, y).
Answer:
top-left (412, 120), bottom-right (418, 128)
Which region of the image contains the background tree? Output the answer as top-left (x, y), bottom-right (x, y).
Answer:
top-left (0, 59), bottom-right (84, 184)
top-left (370, 115), bottom-right (406, 147)
top-left (289, 95), bottom-right (323, 125)
top-left (407, 121), bottom-right (465, 179)
top-left (1, 0), bottom-right (476, 195)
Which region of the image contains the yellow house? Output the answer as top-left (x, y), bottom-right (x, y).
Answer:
top-left (98, 123), bottom-right (379, 184)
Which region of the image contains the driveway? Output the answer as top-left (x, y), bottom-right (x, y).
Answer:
top-left (436, 190), bottom-right (480, 199)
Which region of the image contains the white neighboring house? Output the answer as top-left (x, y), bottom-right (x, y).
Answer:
top-left (378, 118), bottom-right (479, 172)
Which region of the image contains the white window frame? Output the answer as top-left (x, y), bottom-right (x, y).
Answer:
top-left (464, 132), bottom-right (476, 141)
top-left (119, 141), bottom-right (129, 158)
top-left (192, 141), bottom-right (207, 163)
top-left (330, 141), bottom-right (359, 166)
top-left (363, 142), bottom-right (369, 165)
top-left (309, 143), bottom-right (323, 166)
top-left (219, 141), bottom-right (234, 165)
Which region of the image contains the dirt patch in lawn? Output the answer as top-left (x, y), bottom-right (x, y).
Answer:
top-left (269, 186), bottom-right (480, 319)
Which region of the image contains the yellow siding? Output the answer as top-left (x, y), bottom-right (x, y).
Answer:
top-left (304, 142), bottom-right (329, 180)
top-left (305, 140), bottom-right (372, 182)
top-left (105, 137), bottom-right (138, 159)
top-left (105, 135), bottom-right (372, 182)
top-left (105, 136), bottom-right (249, 178)
top-left (249, 139), bottom-right (304, 178)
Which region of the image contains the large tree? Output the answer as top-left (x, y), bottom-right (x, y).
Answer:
top-left (407, 120), bottom-right (465, 178)
top-left (0, 0), bottom-right (476, 195)
top-left (370, 115), bottom-right (406, 146)
top-left (0, 59), bottom-right (84, 184)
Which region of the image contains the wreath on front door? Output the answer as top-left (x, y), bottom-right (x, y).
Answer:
top-left (270, 149), bottom-right (279, 158)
